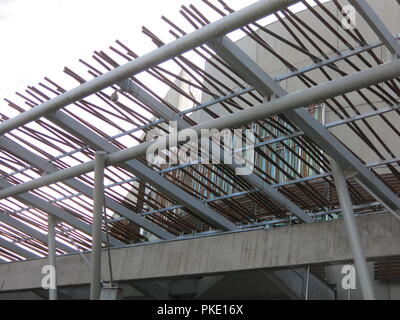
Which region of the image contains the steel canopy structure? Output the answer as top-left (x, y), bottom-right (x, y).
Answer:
top-left (1, 0), bottom-right (400, 300)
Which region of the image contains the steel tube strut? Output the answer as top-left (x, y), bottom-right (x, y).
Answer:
top-left (0, 136), bottom-right (174, 240)
top-left (349, 0), bottom-right (400, 58)
top-left (331, 161), bottom-right (375, 300)
top-left (0, 178), bottom-right (124, 247)
top-left (0, 237), bottom-right (38, 260)
top-left (0, 0), bottom-right (298, 136)
top-left (0, 59), bottom-right (399, 199)
top-left (0, 211), bottom-right (73, 253)
top-left (90, 151), bottom-right (106, 300)
top-left (48, 111), bottom-right (236, 231)
top-left (120, 80), bottom-right (312, 223)
top-left (208, 37), bottom-right (400, 214)
top-left (47, 215), bottom-right (58, 300)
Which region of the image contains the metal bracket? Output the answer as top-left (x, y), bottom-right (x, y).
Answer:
top-left (343, 170), bottom-right (358, 180)
top-left (100, 282), bottom-right (123, 300)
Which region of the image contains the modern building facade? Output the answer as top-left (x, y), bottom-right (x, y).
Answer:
top-left (0, 0), bottom-right (400, 300)
top-left (140, 0), bottom-right (400, 300)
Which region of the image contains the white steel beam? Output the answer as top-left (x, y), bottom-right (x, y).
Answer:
top-left (0, 179), bottom-right (124, 247)
top-left (0, 60), bottom-right (399, 204)
top-left (349, 0), bottom-right (400, 58)
top-left (0, 237), bottom-right (38, 260)
top-left (0, 136), bottom-right (174, 240)
top-left (47, 111), bottom-right (237, 231)
top-left (331, 161), bottom-right (376, 300)
top-left (207, 36), bottom-right (400, 214)
top-left (120, 80), bottom-right (312, 223)
top-left (47, 215), bottom-right (58, 300)
top-left (90, 152), bottom-right (106, 300)
top-left (0, 0), bottom-right (299, 136)
top-left (0, 212), bottom-right (74, 253)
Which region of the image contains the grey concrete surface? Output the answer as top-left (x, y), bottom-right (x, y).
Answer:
top-left (0, 213), bottom-right (399, 293)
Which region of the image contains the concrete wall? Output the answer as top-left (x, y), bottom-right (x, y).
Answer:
top-left (156, 0), bottom-right (400, 299)
top-left (1, 213), bottom-right (399, 294)
top-left (187, 0), bottom-right (400, 168)
top-left (326, 263), bottom-right (400, 300)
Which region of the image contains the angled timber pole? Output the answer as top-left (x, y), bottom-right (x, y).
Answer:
top-left (90, 151), bottom-right (106, 300)
top-left (119, 80), bottom-right (312, 223)
top-left (0, 0), bottom-right (299, 136)
top-left (0, 136), bottom-right (174, 240)
top-left (331, 160), bottom-right (375, 300)
top-left (0, 60), bottom-right (399, 199)
top-left (349, 0), bottom-right (400, 59)
top-left (0, 237), bottom-right (38, 260)
top-left (0, 211), bottom-right (74, 253)
top-left (208, 36), bottom-right (400, 218)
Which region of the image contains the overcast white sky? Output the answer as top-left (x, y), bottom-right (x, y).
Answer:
top-left (0, 0), bottom-right (335, 259)
top-left (0, 0), bottom-right (329, 105)
top-left (0, 0), bottom-right (263, 103)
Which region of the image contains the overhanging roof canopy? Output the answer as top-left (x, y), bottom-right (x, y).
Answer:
top-left (0, 0), bottom-right (400, 262)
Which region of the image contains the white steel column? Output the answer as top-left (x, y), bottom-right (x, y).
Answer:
top-left (90, 151), bottom-right (106, 300)
top-left (331, 161), bottom-right (375, 300)
top-left (208, 36), bottom-right (400, 216)
top-left (47, 215), bottom-right (58, 300)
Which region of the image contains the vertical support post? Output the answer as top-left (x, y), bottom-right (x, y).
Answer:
top-left (304, 266), bottom-right (310, 300)
top-left (48, 215), bottom-right (57, 300)
top-left (90, 151), bottom-right (106, 300)
top-left (331, 160), bottom-right (375, 300)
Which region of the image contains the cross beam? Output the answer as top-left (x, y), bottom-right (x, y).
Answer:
top-left (120, 80), bottom-right (312, 223)
top-left (0, 212), bottom-right (74, 253)
top-left (0, 61), bottom-right (399, 211)
top-left (0, 0), bottom-right (300, 136)
top-left (0, 179), bottom-right (124, 247)
top-left (47, 110), bottom-right (237, 231)
top-left (207, 36), bottom-right (400, 216)
top-left (0, 136), bottom-right (174, 240)
top-left (0, 237), bottom-right (38, 260)
top-left (349, 0), bottom-right (400, 58)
